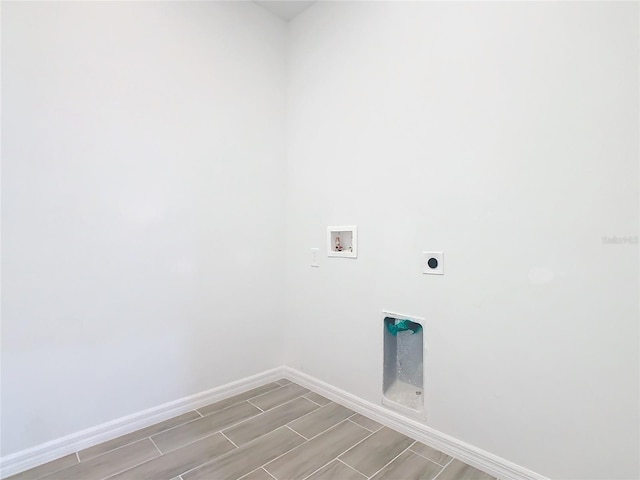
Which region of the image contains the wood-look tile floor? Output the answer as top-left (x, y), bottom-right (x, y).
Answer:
top-left (8, 380), bottom-right (497, 480)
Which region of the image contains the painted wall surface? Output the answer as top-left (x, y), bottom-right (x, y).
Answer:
top-left (1, 1), bottom-right (286, 455)
top-left (284, 3), bottom-right (639, 479)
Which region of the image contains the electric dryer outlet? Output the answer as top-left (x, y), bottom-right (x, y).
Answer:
top-left (422, 251), bottom-right (444, 275)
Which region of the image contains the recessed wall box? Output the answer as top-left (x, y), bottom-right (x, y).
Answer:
top-left (382, 311), bottom-right (425, 419)
top-left (327, 226), bottom-right (357, 258)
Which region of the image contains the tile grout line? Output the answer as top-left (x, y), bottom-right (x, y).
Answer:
top-left (149, 437), bottom-right (163, 456)
top-left (282, 399), bottom-right (335, 435)
top-left (347, 418), bottom-right (376, 433)
top-left (245, 384), bottom-right (288, 406)
top-left (266, 410), bottom-right (404, 480)
top-left (407, 446), bottom-right (451, 467)
top-left (246, 399), bottom-right (264, 412)
top-left (177, 459), bottom-right (214, 478)
top-left (34, 438), bottom-right (159, 480)
top-left (168, 390), bottom-right (339, 479)
top-left (237, 467), bottom-right (268, 480)
top-left (162, 409), bottom-right (265, 454)
top-left (198, 399), bottom-right (264, 419)
top-left (76, 414), bottom-right (200, 464)
top-left (285, 407), bottom-right (358, 443)
top-left (220, 431), bottom-right (239, 449)
top-left (19, 382), bottom-right (473, 480)
top-left (182, 384), bottom-right (308, 446)
top-left (302, 418), bottom-right (357, 442)
top-left (349, 415), bottom-right (383, 433)
top-left (90, 409), bottom-right (221, 463)
top-left (302, 393), bottom-right (330, 407)
top-left (16, 459), bottom-right (74, 480)
top-left (253, 390), bottom-right (312, 413)
top-left (261, 467), bottom-right (278, 480)
top-left (92, 440), bottom-right (164, 480)
top-left (150, 384), bottom-right (305, 461)
top-left (329, 419), bottom-right (377, 458)
top-left (193, 400), bottom-right (275, 443)
top-left (180, 424), bottom-right (309, 479)
top-left (299, 458), bottom-right (343, 480)
top-left (230, 381), bottom-right (376, 480)
top-left (259, 425), bottom-right (323, 478)
top-left (295, 420), bottom-right (378, 480)
top-left (336, 458), bottom-right (367, 479)
top-left (285, 424), bottom-right (309, 440)
top-left (196, 383), bottom-right (285, 418)
top-left (273, 392), bottom-right (313, 410)
top-left (365, 441), bottom-right (417, 479)
top-left (171, 433), bottom-right (246, 480)
top-left (430, 457), bottom-right (455, 480)
top-left (222, 392), bottom-right (313, 438)
top-left (15, 384), bottom-right (298, 480)
top-left (182, 424), bottom-right (307, 480)
top-left (224, 392), bottom-right (319, 443)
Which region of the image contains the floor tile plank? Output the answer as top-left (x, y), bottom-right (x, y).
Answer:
top-left (9, 382), bottom-right (497, 480)
top-left (5, 454), bottom-right (78, 480)
top-left (107, 433), bottom-right (235, 480)
top-left (339, 427), bottom-right (414, 477)
top-left (370, 450), bottom-right (443, 480)
top-left (197, 383), bottom-right (281, 417)
top-left (435, 459), bottom-right (496, 480)
top-left (306, 460), bottom-right (366, 480)
top-left (249, 384), bottom-right (309, 411)
top-left (410, 442), bottom-right (452, 466)
top-left (239, 468), bottom-right (275, 480)
top-left (264, 421), bottom-right (370, 480)
top-left (288, 402), bottom-right (354, 439)
top-left (78, 412), bottom-right (201, 461)
top-left (303, 392), bottom-right (331, 406)
top-left (349, 413), bottom-right (382, 432)
top-left (182, 427), bottom-right (305, 480)
top-left (224, 397), bottom-right (318, 446)
top-left (152, 402), bottom-right (260, 453)
top-left (44, 439), bottom-right (159, 480)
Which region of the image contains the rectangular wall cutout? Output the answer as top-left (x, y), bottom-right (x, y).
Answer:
top-left (327, 226), bottom-right (357, 258)
top-left (382, 312), bottom-right (425, 419)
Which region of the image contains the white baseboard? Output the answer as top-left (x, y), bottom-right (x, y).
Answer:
top-left (282, 367), bottom-right (549, 480)
top-left (0, 367), bottom-right (285, 479)
top-left (1, 366), bottom-right (547, 480)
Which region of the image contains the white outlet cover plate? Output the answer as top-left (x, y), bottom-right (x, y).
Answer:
top-left (422, 251), bottom-right (444, 275)
top-left (311, 248), bottom-right (319, 267)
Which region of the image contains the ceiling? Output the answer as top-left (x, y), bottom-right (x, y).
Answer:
top-left (254, 1), bottom-right (316, 21)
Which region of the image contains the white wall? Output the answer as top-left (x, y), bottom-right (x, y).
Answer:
top-left (1, 1), bottom-right (287, 455)
top-left (284, 3), bottom-right (639, 480)
top-left (3, 2), bottom-right (639, 478)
